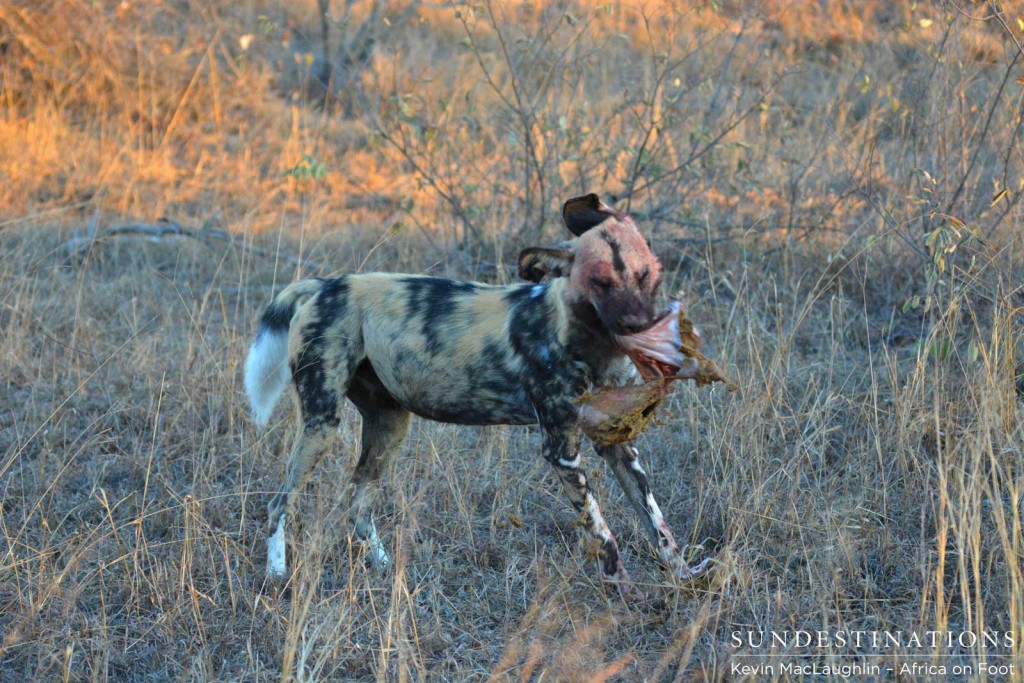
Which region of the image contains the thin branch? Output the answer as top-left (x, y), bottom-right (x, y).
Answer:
top-left (65, 218), bottom-right (327, 271)
top-left (612, 75), bottom-right (782, 204)
top-left (944, 48), bottom-right (1020, 214)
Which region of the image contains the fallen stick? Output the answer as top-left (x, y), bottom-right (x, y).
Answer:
top-left (64, 216), bottom-right (325, 271)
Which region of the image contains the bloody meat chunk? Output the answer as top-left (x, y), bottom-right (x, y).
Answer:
top-left (578, 300), bottom-right (735, 445)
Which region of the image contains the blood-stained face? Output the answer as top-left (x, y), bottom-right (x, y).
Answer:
top-left (517, 194), bottom-right (664, 336)
top-left (568, 216), bottom-right (663, 335)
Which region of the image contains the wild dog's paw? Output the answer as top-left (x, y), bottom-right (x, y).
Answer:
top-left (266, 517), bottom-right (288, 577)
top-left (674, 555), bottom-right (711, 580)
top-left (364, 522), bottom-right (390, 571)
top-left (671, 550), bottom-right (749, 592)
top-left (601, 572), bottom-right (646, 603)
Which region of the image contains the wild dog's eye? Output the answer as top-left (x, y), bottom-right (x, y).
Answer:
top-left (590, 276), bottom-right (614, 292)
top-left (637, 267), bottom-right (650, 286)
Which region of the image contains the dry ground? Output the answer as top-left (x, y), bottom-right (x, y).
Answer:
top-left (2, 1), bottom-right (1024, 681)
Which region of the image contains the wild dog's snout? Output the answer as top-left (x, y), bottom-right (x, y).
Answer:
top-left (618, 312), bottom-right (653, 335)
top-left (597, 295), bottom-right (658, 336)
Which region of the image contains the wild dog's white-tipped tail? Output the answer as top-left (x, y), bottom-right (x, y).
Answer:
top-left (244, 279), bottom-right (322, 426)
top-left (245, 328), bottom-right (290, 427)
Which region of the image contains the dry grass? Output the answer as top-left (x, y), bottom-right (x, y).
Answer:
top-left (2, 0), bottom-right (1023, 680)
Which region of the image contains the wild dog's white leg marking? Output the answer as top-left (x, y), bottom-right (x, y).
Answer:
top-left (562, 463), bottom-right (634, 591)
top-left (580, 487), bottom-right (639, 598)
top-left (599, 444), bottom-right (710, 580)
top-left (642, 489), bottom-right (709, 577)
top-left (265, 421), bottom-right (338, 577)
top-left (347, 408), bottom-right (410, 571)
top-left (583, 491), bottom-right (617, 563)
top-left (679, 555), bottom-right (711, 577)
top-left (558, 450), bottom-right (581, 468)
top-left (366, 519), bottom-right (390, 569)
top-left (267, 516), bottom-right (287, 576)
top-left (538, 422), bottom-right (639, 597)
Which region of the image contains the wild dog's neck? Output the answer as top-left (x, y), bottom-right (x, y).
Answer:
top-left (545, 278), bottom-right (619, 354)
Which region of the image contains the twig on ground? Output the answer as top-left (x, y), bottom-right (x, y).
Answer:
top-left (64, 217), bottom-right (327, 271)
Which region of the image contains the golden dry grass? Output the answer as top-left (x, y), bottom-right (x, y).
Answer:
top-left (1, 1), bottom-right (1023, 680)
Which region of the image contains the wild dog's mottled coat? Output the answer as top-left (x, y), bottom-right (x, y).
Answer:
top-left (246, 194), bottom-right (706, 596)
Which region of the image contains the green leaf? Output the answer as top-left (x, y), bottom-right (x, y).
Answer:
top-left (968, 338), bottom-right (979, 363)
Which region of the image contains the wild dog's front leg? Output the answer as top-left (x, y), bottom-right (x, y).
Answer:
top-left (595, 443), bottom-right (709, 579)
top-left (537, 424), bottom-right (639, 598)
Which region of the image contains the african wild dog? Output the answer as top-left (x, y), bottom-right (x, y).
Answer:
top-left (244, 194), bottom-right (708, 596)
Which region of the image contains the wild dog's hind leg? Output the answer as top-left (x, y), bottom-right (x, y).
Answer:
top-left (267, 297), bottom-right (360, 577)
top-left (347, 404), bottom-right (410, 569)
top-left (267, 414), bottom-right (340, 576)
top-left (595, 443), bottom-right (709, 579)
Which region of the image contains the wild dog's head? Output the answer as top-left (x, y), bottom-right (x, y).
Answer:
top-left (519, 194), bottom-right (663, 336)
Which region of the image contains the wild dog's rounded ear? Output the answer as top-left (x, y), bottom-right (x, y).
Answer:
top-left (517, 247), bottom-right (574, 283)
top-left (562, 193), bottom-right (626, 236)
